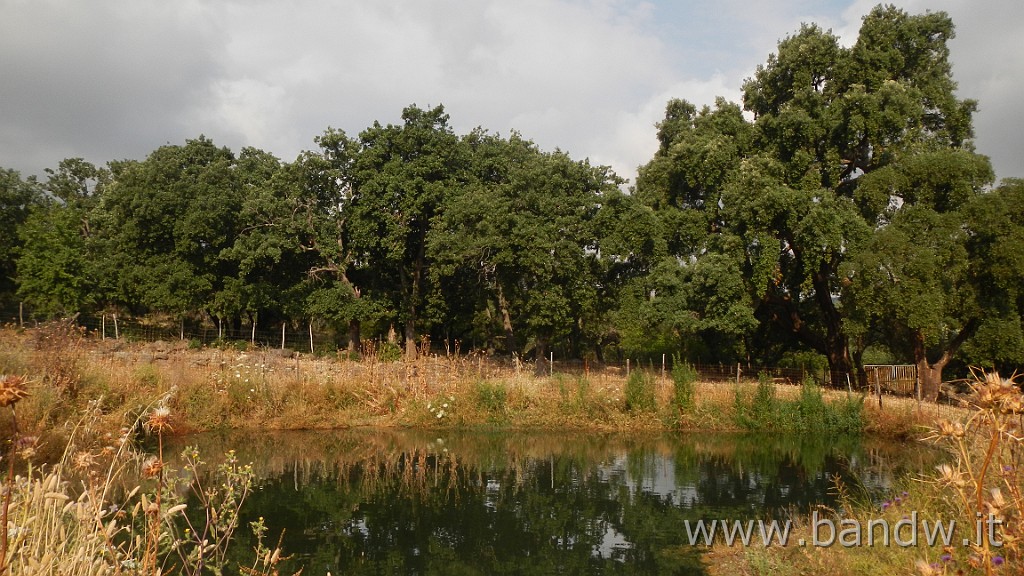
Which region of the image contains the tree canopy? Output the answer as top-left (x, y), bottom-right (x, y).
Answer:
top-left (3, 5), bottom-right (1021, 386)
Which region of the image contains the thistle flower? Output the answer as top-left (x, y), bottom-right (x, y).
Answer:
top-left (141, 456), bottom-right (164, 478)
top-left (937, 419), bottom-right (965, 438)
top-left (915, 559), bottom-right (941, 576)
top-left (73, 450), bottom-right (96, 471)
top-left (145, 406), bottom-right (173, 434)
top-left (15, 435), bottom-right (39, 460)
top-left (0, 375), bottom-right (28, 407)
top-left (936, 463), bottom-right (967, 488)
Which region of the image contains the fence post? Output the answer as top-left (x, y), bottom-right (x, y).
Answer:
top-left (876, 371), bottom-right (883, 409)
top-left (309, 323), bottom-right (314, 355)
top-left (101, 314), bottom-right (106, 340)
top-left (281, 323), bottom-right (286, 350)
top-left (113, 313), bottom-right (119, 339)
top-left (549, 352), bottom-right (553, 378)
top-left (19, 302), bottom-right (23, 328)
top-left (626, 359), bottom-right (630, 378)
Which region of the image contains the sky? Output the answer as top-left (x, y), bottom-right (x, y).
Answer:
top-left (1, 0), bottom-right (1021, 187)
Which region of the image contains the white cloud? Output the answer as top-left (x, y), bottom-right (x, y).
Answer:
top-left (0, 0), bottom-right (1019, 182)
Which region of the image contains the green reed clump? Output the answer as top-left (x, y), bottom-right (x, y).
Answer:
top-left (475, 380), bottom-right (508, 417)
top-left (734, 375), bottom-right (863, 434)
top-left (624, 370), bottom-right (656, 413)
top-left (671, 357), bottom-right (697, 414)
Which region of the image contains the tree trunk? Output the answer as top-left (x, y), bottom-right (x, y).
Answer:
top-left (496, 283), bottom-right (516, 354)
top-left (404, 318), bottom-right (418, 360)
top-left (917, 359), bottom-right (946, 403)
top-left (852, 344), bottom-right (868, 389)
top-left (813, 264), bottom-right (854, 386)
top-left (912, 319), bottom-right (979, 402)
top-left (533, 338), bottom-right (549, 376)
top-left (824, 345), bottom-right (854, 387)
top-left (347, 319), bottom-right (361, 358)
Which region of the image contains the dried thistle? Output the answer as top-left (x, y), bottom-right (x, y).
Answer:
top-left (145, 406), bottom-right (173, 434)
top-left (935, 463), bottom-right (967, 488)
top-left (141, 455), bottom-right (163, 479)
top-left (14, 436), bottom-right (39, 460)
top-left (0, 375), bottom-right (28, 408)
top-left (72, 450), bottom-right (96, 471)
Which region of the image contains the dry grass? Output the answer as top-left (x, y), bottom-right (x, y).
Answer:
top-left (721, 371), bottom-right (1021, 576)
top-left (0, 325), bottom-right (957, 440)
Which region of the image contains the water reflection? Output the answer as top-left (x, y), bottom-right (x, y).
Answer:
top-left (165, 430), bottom-right (940, 575)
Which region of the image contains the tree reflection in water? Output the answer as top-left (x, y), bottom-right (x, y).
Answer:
top-left (165, 430), bottom-right (940, 575)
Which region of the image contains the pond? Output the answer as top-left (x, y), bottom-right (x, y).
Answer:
top-left (164, 429), bottom-right (941, 575)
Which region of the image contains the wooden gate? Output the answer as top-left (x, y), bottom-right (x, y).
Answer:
top-left (863, 364), bottom-right (918, 397)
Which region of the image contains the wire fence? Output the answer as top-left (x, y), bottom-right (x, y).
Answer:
top-left (1, 305), bottom-right (961, 406)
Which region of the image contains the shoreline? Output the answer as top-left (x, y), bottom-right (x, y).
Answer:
top-left (0, 327), bottom-right (962, 443)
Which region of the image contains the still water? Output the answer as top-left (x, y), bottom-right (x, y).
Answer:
top-left (165, 430), bottom-right (940, 575)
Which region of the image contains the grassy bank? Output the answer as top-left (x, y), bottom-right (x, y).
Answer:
top-left (0, 325), bottom-right (1012, 575)
top-left (704, 372), bottom-right (1021, 575)
top-left (0, 325), bottom-right (957, 443)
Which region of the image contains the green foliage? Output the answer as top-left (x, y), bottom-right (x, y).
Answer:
top-left (376, 341), bottom-right (403, 362)
top-left (747, 372), bottom-right (778, 429)
top-left (735, 377), bottom-right (864, 434)
top-left (0, 168), bottom-right (44, 305)
top-left (670, 356), bottom-right (697, 413)
top-left (3, 5), bottom-right (1021, 376)
top-left (474, 381), bottom-right (507, 415)
top-left (624, 370), bottom-right (656, 413)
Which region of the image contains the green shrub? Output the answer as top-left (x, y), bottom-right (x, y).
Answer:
top-left (624, 370), bottom-right (656, 413)
top-left (736, 376), bottom-right (864, 434)
top-left (475, 381), bottom-right (507, 414)
top-left (671, 357), bottom-right (697, 413)
top-left (749, 372), bottom-right (777, 428)
top-left (377, 341), bottom-right (403, 362)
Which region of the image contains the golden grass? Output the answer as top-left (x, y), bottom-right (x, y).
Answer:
top-left (712, 372), bottom-right (1021, 576)
top-left (0, 324), bottom-right (966, 441)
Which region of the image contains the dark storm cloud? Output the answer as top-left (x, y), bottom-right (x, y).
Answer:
top-left (0, 0), bottom-right (1019, 183)
top-left (0, 1), bottom-right (227, 175)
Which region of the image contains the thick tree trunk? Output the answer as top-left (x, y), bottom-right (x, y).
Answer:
top-left (852, 345), bottom-right (868, 389)
top-left (765, 271), bottom-right (855, 387)
top-left (496, 283), bottom-right (516, 354)
top-left (917, 359), bottom-right (946, 403)
top-left (825, 346), bottom-right (854, 387)
top-left (533, 338), bottom-right (549, 376)
top-left (813, 265), bottom-right (854, 386)
top-left (404, 318), bottom-right (418, 359)
top-left (912, 319), bottom-right (979, 402)
top-left (347, 319), bottom-right (361, 358)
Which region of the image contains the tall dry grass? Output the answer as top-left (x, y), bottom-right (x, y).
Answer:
top-left (0, 388), bottom-right (292, 575)
top-left (0, 324), bottom-right (952, 439)
top-left (718, 370), bottom-right (1018, 576)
